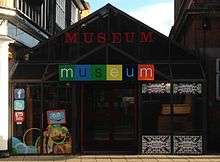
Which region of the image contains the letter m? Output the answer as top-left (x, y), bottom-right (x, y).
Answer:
top-left (140, 32), bottom-right (153, 43)
top-left (65, 32), bottom-right (78, 43)
top-left (59, 65), bottom-right (74, 81)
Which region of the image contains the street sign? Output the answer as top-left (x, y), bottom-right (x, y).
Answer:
top-left (14, 100), bottom-right (25, 110)
top-left (14, 88), bottom-right (25, 99)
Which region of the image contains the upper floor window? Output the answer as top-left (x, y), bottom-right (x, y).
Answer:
top-left (70, 1), bottom-right (78, 25)
top-left (56, 0), bottom-right (66, 29)
top-left (0, 0), bottom-right (13, 8)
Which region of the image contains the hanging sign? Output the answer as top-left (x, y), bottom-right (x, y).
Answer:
top-left (59, 64), bottom-right (155, 81)
top-left (173, 83), bottom-right (202, 94)
top-left (14, 112), bottom-right (25, 123)
top-left (47, 109), bottom-right (66, 125)
top-left (142, 83), bottom-right (170, 94)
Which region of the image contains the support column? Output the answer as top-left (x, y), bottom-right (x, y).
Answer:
top-left (0, 40), bottom-right (10, 153)
top-left (0, 19), bottom-right (13, 156)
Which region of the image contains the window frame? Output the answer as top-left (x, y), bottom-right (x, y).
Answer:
top-left (70, 1), bottom-right (79, 25)
top-left (55, 0), bottom-right (66, 29)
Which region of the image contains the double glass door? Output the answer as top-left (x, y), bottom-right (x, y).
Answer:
top-left (83, 84), bottom-right (137, 152)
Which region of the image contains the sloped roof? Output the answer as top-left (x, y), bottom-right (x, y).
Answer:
top-left (13, 4), bottom-right (205, 81)
top-left (30, 3), bottom-right (197, 63)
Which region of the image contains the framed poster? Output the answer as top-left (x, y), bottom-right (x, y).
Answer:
top-left (47, 109), bottom-right (66, 124)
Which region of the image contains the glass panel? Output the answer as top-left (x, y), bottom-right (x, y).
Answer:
top-left (12, 85), bottom-right (42, 155)
top-left (171, 64), bottom-right (204, 79)
top-left (85, 87), bottom-right (110, 143)
top-left (142, 83), bottom-right (171, 135)
top-left (56, 0), bottom-right (66, 29)
top-left (71, 1), bottom-right (78, 24)
top-left (112, 89), bottom-right (136, 141)
top-left (42, 85), bottom-right (73, 154)
top-left (8, 23), bottom-right (40, 48)
top-left (84, 84), bottom-right (137, 150)
top-left (173, 83), bottom-right (203, 135)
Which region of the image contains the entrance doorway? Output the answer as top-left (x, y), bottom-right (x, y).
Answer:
top-left (82, 84), bottom-right (138, 153)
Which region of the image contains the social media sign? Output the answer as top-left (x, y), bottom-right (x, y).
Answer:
top-left (14, 100), bottom-right (25, 110)
top-left (14, 88), bottom-right (25, 99)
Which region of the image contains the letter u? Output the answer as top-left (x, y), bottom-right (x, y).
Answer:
top-left (79, 68), bottom-right (87, 77)
top-left (126, 68), bottom-right (134, 78)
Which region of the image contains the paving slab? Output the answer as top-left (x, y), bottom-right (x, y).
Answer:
top-left (6, 156), bottom-right (24, 162)
top-left (194, 159), bottom-right (212, 162)
top-left (23, 156), bottom-right (39, 162)
top-left (111, 159), bottom-right (127, 162)
top-left (157, 159), bottom-right (174, 162)
top-left (210, 160), bottom-right (220, 162)
top-left (68, 159), bottom-right (82, 162)
top-left (96, 159), bottom-right (111, 162)
top-left (81, 159), bottom-right (96, 162)
top-left (0, 157), bottom-right (10, 162)
top-left (2, 155), bottom-right (220, 162)
top-left (142, 159), bottom-right (158, 162)
top-left (126, 159), bottom-right (143, 162)
top-left (172, 159), bottom-right (188, 162)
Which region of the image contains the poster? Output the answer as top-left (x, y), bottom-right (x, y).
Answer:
top-left (47, 110), bottom-right (66, 125)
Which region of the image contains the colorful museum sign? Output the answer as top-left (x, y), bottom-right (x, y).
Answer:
top-left (59, 64), bottom-right (155, 81)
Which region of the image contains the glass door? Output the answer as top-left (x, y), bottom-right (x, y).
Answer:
top-left (84, 85), bottom-right (111, 150)
top-left (83, 84), bottom-right (137, 152)
top-left (110, 88), bottom-right (137, 151)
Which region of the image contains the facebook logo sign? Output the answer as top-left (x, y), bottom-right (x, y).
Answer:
top-left (14, 88), bottom-right (25, 99)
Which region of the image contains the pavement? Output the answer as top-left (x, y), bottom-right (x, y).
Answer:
top-left (1, 155), bottom-right (220, 162)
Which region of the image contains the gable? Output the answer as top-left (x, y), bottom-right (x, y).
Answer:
top-left (30, 4), bottom-right (197, 63)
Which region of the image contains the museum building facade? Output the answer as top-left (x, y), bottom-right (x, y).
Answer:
top-left (10, 4), bottom-right (207, 155)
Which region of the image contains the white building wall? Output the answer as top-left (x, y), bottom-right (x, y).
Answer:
top-left (0, 19), bottom-right (13, 151)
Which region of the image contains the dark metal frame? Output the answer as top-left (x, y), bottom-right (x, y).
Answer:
top-left (10, 4), bottom-right (207, 155)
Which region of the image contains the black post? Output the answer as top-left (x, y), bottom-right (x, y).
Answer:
top-left (170, 81), bottom-right (174, 154)
top-left (203, 80), bottom-right (208, 154)
top-left (138, 83), bottom-right (142, 154)
top-left (40, 81), bottom-right (44, 154)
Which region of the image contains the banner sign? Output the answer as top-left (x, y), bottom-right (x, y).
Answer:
top-left (59, 64), bottom-right (155, 81)
top-left (173, 83), bottom-right (202, 94)
top-left (47, 109), bottom-right (66, 124)
top-left (142, 83), bottom-right (202, 95)
top-left (142, 83), bottom-right (170, 94)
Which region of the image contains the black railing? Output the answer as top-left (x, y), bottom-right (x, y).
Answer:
top-left (14, 0), bottom-right (47, 31)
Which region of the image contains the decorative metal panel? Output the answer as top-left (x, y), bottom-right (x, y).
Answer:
top-left (173, 83), bottom-right (202, 94)
top-left (142, 136), bottom-right (171, 154)
top-left (174, 136), bottom-right (203, 154)
top-left (142, 83), bottom-right (170, 94)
